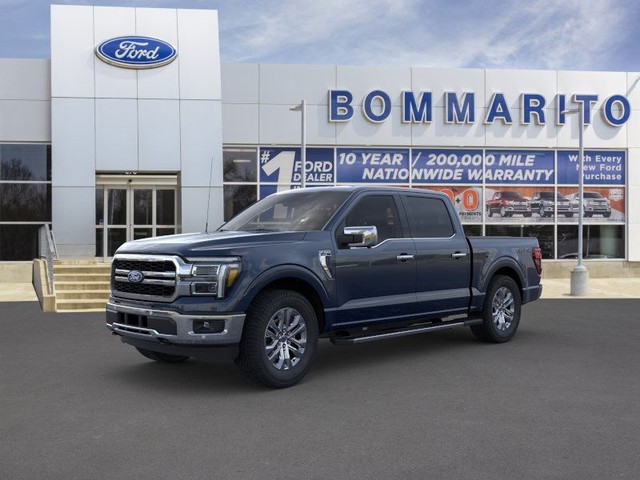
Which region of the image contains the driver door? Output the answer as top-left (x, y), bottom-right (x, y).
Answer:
top-left (332, 194), bottom-right (416, 328)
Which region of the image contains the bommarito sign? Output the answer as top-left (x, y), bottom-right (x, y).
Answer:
top-left (328, 90), bottom-right (631, 127)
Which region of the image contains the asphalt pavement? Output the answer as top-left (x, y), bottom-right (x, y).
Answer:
top-left (1, 300), bottom-right (640, 479)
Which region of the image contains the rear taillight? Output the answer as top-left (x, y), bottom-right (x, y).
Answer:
top-left (532, 247), bottom-right (542, 276)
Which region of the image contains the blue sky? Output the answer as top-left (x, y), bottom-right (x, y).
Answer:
top-left (1, 0), bottom-right (639, 71)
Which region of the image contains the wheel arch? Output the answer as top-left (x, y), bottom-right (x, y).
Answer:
top-left (238, 266), bottom-right (329, 334)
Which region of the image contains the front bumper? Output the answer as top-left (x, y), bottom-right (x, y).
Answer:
top-left (106, 301), bottom-right (245, 347)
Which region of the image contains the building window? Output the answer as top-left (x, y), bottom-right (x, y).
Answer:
top-left (223, 147), bottom-right (258, 221)
top-left (0, 144), bottom-right (51, 261)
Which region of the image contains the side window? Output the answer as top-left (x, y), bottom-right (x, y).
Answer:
top-left (405, 196), bottom-right (455, 238)
top-left (341, 195), bottom-right (401, 242)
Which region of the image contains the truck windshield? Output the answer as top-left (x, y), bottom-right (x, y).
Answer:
top-left (220, 190), bottom-right (351, 232)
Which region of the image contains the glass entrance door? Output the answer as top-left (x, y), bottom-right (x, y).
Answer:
top-left (95, 177), bottom-right (177, 258)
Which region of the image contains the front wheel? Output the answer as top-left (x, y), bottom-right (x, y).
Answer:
top-left (471, 275), bottom-right (521, 343)
top-left (236, 289), bottom-right (319, 388)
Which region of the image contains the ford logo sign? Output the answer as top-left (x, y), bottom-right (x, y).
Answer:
top-left (127, 270), bottom-right (144, 284)
top-left (95, 36), bottom-right (177, 69)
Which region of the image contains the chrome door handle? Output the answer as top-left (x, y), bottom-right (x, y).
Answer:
top-left (451, 252), bottom-right (467, 259)
top-left (396, 254), bottom-right (414, 262)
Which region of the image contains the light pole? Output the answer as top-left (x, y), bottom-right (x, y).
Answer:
top-left (289, 100), bottom-right (306, 188)
top-left (562, 104), bottom-right (589, 295)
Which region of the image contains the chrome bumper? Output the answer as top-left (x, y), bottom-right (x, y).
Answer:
top-left (106, 301), bottom-right (245, 346)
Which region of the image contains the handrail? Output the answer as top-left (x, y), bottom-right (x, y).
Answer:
top-left (38, 224), bottom-right (58, 295)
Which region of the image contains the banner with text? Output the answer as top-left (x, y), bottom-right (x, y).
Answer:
top-left (411, 149), bottom-right (483, 184)
top-left (484, 150), bottom-right (554, 184)
top-left (557, 150), bottom-right (625, 185)
top-left (336, 148), bottom-right (410, 183)
top-left (260, 147), bottom-right (334, 186)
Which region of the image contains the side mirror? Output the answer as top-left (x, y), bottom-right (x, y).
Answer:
top-left (337, 226), bottom-right (378, 248)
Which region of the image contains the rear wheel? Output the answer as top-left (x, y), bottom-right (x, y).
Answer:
top-left (236, 289), bottom-right (319, 388)
top-left (135, 347), bottom-right (189, 363)
top-left (471, 275), bottom-right (521, 343)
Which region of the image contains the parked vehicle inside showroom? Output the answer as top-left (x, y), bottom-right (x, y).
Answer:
top-left (567, 191), bottom-right (612, 217)
top-left (486, 190), bottom-right (532, 217)
top-left (530, 191), bottom-right (578, 218)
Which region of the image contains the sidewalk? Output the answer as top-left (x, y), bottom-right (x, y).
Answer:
top-left (1, 278), bottom-right (639, 304)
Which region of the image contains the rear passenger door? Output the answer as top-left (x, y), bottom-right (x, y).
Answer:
top-left (401, 194), bottom-right (471, 317)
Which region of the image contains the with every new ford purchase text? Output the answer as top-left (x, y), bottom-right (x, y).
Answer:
top-left (106, 187), bottom-right (542, 388)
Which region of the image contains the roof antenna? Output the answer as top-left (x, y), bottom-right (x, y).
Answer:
top-left (205, 156), bottom-right (214, 233)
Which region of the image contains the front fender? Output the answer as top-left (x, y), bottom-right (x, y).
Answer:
top-left (235, 264), bottom-right (332, 312)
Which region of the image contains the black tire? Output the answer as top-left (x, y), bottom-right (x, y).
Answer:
top-left (235, 289), bottom-right (319, 388)
top-left (487, 207), bottom-right (493, 218)
top-left (565, 213), bottom-right (574, 218)
top-left (523, 213), bottom-right (532, 218)
top-left (471, 275), bottom-right (521, 343)
top-left (603, 212), bottom-right (611, 218)
top-left (135, 347), bottom-right (189, 363)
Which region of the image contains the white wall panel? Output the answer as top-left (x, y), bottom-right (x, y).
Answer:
top-left (0, 59), bottom-right (50, 100)
top-left (222, 103), bottom-right (259, 145)
top-left (411, 107), bottom-right (485, 147)
top-left (412, 67), bottom-right (485, 108)
top-left (557, 71), bottom-right (627, 111)
top-left (628, 222), bottom-right (640, 261)
top-left (628, 148), bottom-right (640, 186)
top-left (0, 101), bottom-right (51, 142)
top-left (51, 98), bottom-right (95, 187)
top-left (306, 105), bottom-right (336, 145)
top-left (259, 64), bottom-right (335, 106)
top-left (336, 106), bottom-right (412, 146)
top-left (625, 72), bottom-right (640, 106)
top-left (221, 64), bottom-right (259, 104)
top-left (556, 109), bottom-right (627, 148)
top-left (136, 8), bottom-right (179, 99)
top-left (181, 186), bottom-right (223, 233)
top-left (259, 104), bottom-right (302, 145)
top-left (95, 99), bottom-right (137, 170)
top-left (485, 69), bottom-right (556, 109)
top-left (52, 186), bottom-right (95, 259)
top-left (180, 100), bottom-right (223, 187)
top-left (51, 5), bottom-right (94, 98)
top-left (178, 9), bottom-right (221, 100)
top-left (93, 6), bottom-right (137, 99)
top-left (138, 100), bottom-right (180, 171)
top-left (336, 66), bottom-right (410, 107)
top-left (485, 108), bottom-right (557, 148)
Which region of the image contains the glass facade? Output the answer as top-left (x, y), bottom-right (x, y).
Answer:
top-left (222, 146), bottom-right (626, 260)
top-left (0, 145), bottom-right (52, 260)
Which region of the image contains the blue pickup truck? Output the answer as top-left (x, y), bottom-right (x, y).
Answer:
top-left (106, 186), bottom-right (542, 388)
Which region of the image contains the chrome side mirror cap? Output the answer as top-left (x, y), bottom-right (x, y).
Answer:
top-left (341, 226), bottom-right (378, 248)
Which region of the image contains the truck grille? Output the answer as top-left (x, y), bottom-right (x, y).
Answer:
top-left (112, 257), bottom-right (177, 299)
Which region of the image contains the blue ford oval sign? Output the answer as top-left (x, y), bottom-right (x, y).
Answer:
top-left (127, 270), bottom-right (144, 284)
top-left (95, 36), bottom-right (177, 69)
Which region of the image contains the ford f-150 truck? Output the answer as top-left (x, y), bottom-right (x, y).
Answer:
top-left (106, 186), bottom-right (543, 388)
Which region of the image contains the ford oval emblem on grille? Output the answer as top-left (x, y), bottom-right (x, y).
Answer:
top-left (95, 36), bottom-right (177, 69)
top-left (128, 270), bottom-right (144, 284)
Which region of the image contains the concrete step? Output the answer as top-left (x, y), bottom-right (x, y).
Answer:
top-left (54, 273), bottom-right (111, 283)
top-left (53, 260), bottom-right (112, 265)
top-left (54, 264), bottom-right (111, 274)
top-left (55, 281), bottom-right (111, 291)
top-left (56, 290), bottom-right (110, 300)
top-left (55, 298), bottom-right (109, 311)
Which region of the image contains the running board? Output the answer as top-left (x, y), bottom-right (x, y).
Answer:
top-left (330, 318), bottom-right (483, 346)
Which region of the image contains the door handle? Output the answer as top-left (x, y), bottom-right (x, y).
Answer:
top-left (451, 252), bottom-right (467, 259)
top-left (396, 254), bottom-right (414, 262)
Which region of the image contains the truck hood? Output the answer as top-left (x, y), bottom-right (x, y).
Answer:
top-left (115, 231), bottom-right (307, 257)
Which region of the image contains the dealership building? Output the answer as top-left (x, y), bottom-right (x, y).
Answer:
top-left (1, 4), bottom-right (639, 281)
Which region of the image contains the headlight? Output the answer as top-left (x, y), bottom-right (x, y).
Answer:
top-left (506, 200), bottom-right (515, 206)
top-left (184, 257), bottom-right (242, 298)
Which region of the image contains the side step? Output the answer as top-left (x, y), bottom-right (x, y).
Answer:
top-left (330, 318), bottom-right (483, 346)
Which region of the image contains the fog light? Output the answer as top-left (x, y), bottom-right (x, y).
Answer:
top-left (191, 282), bottom-right (218, 295)
top-left (193, 320), bottom-right (225, 334)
